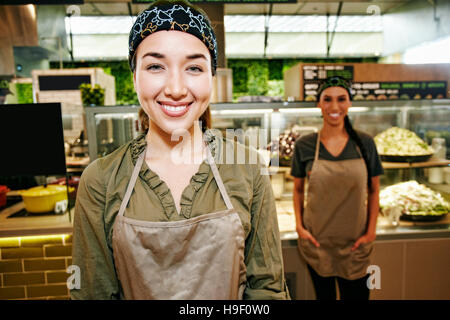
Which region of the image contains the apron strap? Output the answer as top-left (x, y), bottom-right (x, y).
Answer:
top-left (118, 144), bottom-right (234, 216)
top-left (316, 131), bottom-right (364, 160)
top-left (314, 131), bottom-right (321, 161)
top-left (118, 147), bottom-right (146, 217)
top-left (206, 146), bottom-right (234, 211)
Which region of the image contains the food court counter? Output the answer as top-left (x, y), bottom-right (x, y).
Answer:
top-left (276, 200), bottom-right (450, 300)
top-left (1, 198), bottom-right (449, 300)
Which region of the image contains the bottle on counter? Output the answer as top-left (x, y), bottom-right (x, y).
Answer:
top-left (428, 137), bottom-right (447, 184)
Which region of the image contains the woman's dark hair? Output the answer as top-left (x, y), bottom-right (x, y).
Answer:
top-left (318, 76), bottom-right (371, 190)
top-left (344, 115), bottom-right (372, 190)
top-left (133, 0), bottom-right (214, 133)
top-left (129, 0), bottom-right (217, 77)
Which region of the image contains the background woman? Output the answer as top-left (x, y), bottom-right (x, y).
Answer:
top-left (291, 76), bottom-right (383, 300)
top-left (71, 0), bottom-right (289, 300)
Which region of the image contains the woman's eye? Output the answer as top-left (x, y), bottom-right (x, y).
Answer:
top-left (187, 65), bottom-right (203, 73)
top-left (147, 64), bottom-right (163, 71)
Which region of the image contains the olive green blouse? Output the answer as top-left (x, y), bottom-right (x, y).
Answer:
top-left (70, 130), bottom-right (290, 300)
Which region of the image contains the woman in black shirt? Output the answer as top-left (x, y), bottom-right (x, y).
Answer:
top-left (291, 76), bottom-right (383, 300)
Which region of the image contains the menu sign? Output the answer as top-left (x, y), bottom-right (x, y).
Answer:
top-left (303, 65), bottom-right (354, 101)
top-left (351, 81), bottom-right (447, 101)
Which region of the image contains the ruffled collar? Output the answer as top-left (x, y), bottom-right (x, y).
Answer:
top-left (129, 129), bottom-right (222, 220)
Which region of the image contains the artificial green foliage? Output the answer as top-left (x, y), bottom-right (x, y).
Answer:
top-left (267, 80), bottom-right (284, 97)
top-left (16, 83), bottom-right (33, 104)
top-left (50, 61), bottom-right (139, 106)
top-left (227, 60), bottom-right (248, 93)
top-left (80, 83), bottom-right (105, 106)
top-left (268, 60), bottom-right (284, 80)
top-left (247, 60), bottom-right (269, 96)
top-left (50, 56), bottom-right (378, 104)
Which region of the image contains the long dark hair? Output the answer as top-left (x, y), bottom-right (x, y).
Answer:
top-left (344, 115), bottom-right (372, 190)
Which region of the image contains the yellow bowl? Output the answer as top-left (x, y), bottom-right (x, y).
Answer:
top-left (19, 185), bottom-right (73, 213)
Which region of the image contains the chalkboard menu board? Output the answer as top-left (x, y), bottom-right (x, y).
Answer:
top-left (38, 75), bottom-right (91, 91)
top-left (0, 103), bottom-right (66, 176)
top-left (303, 65), bottom-right (354, 101)
top-left (351, 81), bottom-right (447, 101)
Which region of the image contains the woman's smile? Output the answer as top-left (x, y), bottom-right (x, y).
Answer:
top-left (158, 101), bottom-right (193, 117)
top-left (133, 30), bottom-right (212, 135)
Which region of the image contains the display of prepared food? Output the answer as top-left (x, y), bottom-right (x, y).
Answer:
top-left (374, 127), bottom-right (434, 157)
top-left (379, 181), bottom-right (449, 218)
top-left (267, 126), bottom-right (301, 166)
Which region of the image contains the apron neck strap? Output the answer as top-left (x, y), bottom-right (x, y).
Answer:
top-left (314, 131), bottom-right (321, 161)
top-left (315, 130), bottom-right (364, 160)
top-left (118, 145), bottom-right (234, 217)
top-left (118, 147), bottom-right (146, 217)
top-left (206, 146), bottom-right (234, 211)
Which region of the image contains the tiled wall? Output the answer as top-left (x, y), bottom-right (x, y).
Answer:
top-left (0, 234), bottom-right (72, 300)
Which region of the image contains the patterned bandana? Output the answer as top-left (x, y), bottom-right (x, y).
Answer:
top-left (128, 3), bottom-right (218, 72)
top-left (317, 76), bottom-right (353, 100)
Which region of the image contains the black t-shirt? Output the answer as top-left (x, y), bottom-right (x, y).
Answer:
top-left (290, 131), bottom-right (384, 178)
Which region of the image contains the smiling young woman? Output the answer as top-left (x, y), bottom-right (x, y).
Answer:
top-left (71, 0), bottom-right (290, 300)
top-left (291, 76), bottom-right (384, 300)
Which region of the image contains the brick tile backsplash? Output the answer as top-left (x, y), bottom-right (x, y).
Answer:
top-left (0, 234), bottom-right (73, 300)
top-left (46, 271), bottom-right (70, 284)
top-left (1, 247), bottom-right (44, 259)
top-left (0, 259), bottom-right (22, 273)
top-left (0, 286), bottom-right (26, 300)
top-left (44, 245), bottom-right (72, 258)
top-left (21, 237), bottom-right (63, 247)
top-left (0, 238), bottom-right (20, 248)
top-left (27, 284), bottom-right (69, 299)
top-left (24, 258), bottom-right (66, 272)
top-left (3, 272), bottom-right (45, 286)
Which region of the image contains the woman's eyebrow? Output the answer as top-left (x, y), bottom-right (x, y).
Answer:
top-left (186, 53), bottom-right (207, 60)
top-left (142, 52), bottom-right (164, 59)
top-left (323, 94), bottom-right (347, 98)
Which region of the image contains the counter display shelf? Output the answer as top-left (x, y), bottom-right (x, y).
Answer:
top-left (0, 200), bottom-right (73, 238)
top-left (1, 99), bottom-right (447, 299)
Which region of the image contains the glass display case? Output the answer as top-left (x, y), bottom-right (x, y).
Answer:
top-left (85, 106), bottom-right (141, 161)
top-left (84, 100), bottom-right (450, 196)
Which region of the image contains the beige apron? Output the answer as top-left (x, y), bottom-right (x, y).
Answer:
top-left (112, 146), bottom-right (247, 299)
top-left (299, 131), bottom-right (372, 280)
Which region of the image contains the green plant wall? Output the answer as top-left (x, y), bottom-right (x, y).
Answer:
top-left (16, 83), bottom-right (33, 104)
top-left (227, 57), bottom-right (378, 100)
top-left (50, 61), bottom-right (139, 106)
top-left (50, 57), bottom-right (378, 104)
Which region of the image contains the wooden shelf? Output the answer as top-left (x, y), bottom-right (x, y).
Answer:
top-left (382, 159), bottom-right (450, 169)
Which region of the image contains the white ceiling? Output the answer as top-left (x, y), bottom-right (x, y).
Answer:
top-left (76, 0), bottom-right (412, 16)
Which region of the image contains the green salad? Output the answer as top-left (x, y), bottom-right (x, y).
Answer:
top-left (380, 181), bottom-right (449, 216)
top-left (374, 127), bottom-right (434, 156)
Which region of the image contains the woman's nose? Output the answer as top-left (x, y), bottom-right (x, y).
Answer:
top-left (164, 70), bottom-right (188, 99)
top-left (331, 98), bottom-right (343, 109)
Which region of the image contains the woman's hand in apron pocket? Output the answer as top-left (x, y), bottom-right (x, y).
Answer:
top-left (351, 232), bottom-right (376, 251)
top-left (297, 226), bottom-right (320, 248)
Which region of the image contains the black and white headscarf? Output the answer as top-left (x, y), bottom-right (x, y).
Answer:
top-left (128, 3), bottom-right (218, 72)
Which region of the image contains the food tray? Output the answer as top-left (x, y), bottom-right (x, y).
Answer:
top-left (270, 157), bottom-right (292, 167)
top-left (380, 154), bottom-right (433, 163)
top-left (400, 212), bottom-right (448, 222)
